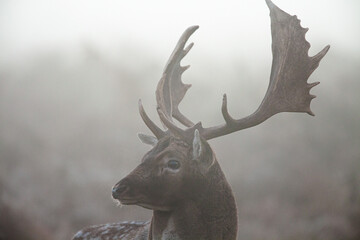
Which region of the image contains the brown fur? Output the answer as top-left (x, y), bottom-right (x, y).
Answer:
top-left (73, 136), bottom-right (237, 240)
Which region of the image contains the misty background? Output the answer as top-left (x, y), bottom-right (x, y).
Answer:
top-left (0, 0), bottom-right (359, 239)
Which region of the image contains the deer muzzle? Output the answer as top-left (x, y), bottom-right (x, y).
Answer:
top-left (112, 180), bottom-right (129, 200)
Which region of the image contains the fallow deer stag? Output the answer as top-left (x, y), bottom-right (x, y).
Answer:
top-left (73, 0), bottom-right (329, 239)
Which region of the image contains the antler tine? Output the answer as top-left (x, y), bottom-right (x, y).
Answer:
top-left (156, 26), bottom-right (198, 129)
top-left (199, 0), bottom-right (329, 140)
top-left (221, 94), bottom-right (237, 125)
top-left (138, 99), bottom-right (166, 139)
top-left (157, 108), bottom-right (187, 139)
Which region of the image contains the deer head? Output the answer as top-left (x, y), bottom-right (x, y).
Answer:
top-left (109, 0), bottom-right (329, 239)
top-left (112, 130), bottom-right (218, 212)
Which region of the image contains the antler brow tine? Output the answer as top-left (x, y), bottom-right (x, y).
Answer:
top-left (138, 99), bottom-right (166, 139)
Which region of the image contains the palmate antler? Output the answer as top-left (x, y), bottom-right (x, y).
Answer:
top-left (156, 26), bottom-right (197, 128)
top-left (138, 26), bottom-right (197, 138)
top-left (140, 0), bottom-right (330, 141)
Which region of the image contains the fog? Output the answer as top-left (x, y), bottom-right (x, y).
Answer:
top-left (0, 0), bottom-right (359, 239)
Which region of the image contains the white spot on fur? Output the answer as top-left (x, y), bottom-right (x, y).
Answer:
top-left (112, 197), bottom-right (123, 207)
top-left (73, 230), bottom-right (83, 238)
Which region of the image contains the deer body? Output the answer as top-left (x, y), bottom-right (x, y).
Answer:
top-left (73, 1), bottom-right (329, 239)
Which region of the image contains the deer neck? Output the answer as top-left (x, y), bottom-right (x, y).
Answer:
top-left (149, 161), bottom-right (238, 240)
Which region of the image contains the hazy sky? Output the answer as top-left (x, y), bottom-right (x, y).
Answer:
top-left (0, 0), bottom-right (359, 62)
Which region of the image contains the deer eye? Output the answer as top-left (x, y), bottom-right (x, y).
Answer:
top-left (167, 159), bottom-right (181, 170)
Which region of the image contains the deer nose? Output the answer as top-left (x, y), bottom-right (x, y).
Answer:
top-left (112, 183), bottom-right (129, 199)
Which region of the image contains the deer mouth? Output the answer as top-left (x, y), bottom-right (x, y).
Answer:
top-left (119, 198), bottom-right (139, 205)
top-left (118, 198), bottom-right (171, 211)
top-left (137, 203), bottom-right (171, 211)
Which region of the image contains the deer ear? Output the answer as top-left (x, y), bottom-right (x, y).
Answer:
top-left (192, 129), bottom-right (202, 160)
top-left (192, 129), bottom-right (215, 173)
top-left (138, 133), bottom-right (158, 146)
